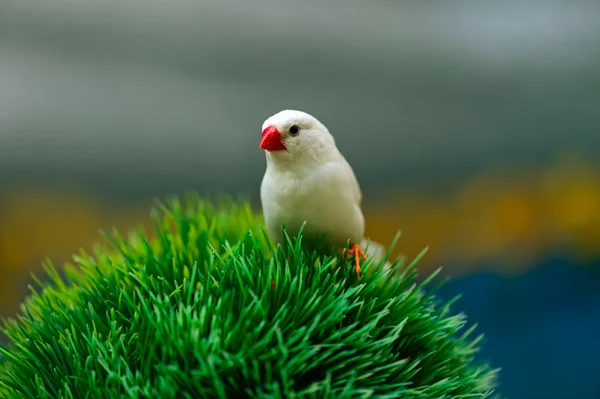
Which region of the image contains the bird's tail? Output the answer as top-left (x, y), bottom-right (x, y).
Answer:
top-left (360, 238), bottom-right (394, 272)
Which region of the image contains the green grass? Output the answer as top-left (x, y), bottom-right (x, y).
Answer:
top-left (0, 195), bottom-right (499, 398)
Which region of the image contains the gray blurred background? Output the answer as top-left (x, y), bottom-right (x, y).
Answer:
top-left (1, 1), bottom-right (598, 200)
top-left (1, 2), bottom-right (599, 399)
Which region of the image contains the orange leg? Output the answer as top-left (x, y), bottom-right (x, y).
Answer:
top-left (342, 243), bottom-right (367, 279)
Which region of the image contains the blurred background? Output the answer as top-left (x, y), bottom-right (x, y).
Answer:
top-left (1, 1), bottom-right (599, 398)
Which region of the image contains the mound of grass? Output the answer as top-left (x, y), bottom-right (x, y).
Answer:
top-left (0, 196), bottom-right (498, 398)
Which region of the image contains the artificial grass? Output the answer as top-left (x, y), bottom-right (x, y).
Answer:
top-left (0, 196), bottom-right (499, 398)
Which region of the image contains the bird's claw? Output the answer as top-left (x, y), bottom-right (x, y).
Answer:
top-left (342, 243), bottom-right (366, 279)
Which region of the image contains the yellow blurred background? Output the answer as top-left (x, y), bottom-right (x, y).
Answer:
top-left (2, 153), bottom-right (598, 314)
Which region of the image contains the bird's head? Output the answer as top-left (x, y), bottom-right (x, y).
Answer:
top-left (259, 109), bottom-right (336, 165)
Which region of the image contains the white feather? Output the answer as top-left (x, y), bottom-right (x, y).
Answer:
top-left (260, 110), bottom-right (364, 248)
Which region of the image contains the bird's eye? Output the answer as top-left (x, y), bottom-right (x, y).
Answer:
top-left (289, 125), bottom-right (300, 136)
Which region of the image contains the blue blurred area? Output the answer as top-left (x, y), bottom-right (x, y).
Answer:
top-left (437, 258), bottom-right (600, 399)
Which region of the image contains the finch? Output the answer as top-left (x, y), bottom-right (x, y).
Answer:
top-left (259, 109), bottom-right (367, 279)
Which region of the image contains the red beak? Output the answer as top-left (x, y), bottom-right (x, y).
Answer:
top-left (260, 126), bottom-right (286, 151)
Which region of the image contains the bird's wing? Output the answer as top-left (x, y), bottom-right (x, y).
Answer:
top-left (342, 157), bottom-right (362, 207)
top-left (322, 155), bottom-right (363, 207)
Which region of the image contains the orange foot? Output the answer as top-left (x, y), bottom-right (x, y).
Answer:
top-left (271, 276), bottom-right (275, 290)
top-left (342, 243), bottom-right (366, 279)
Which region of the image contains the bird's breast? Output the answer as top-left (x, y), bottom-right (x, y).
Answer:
top-left (261, 167), bottom-right (364, 247)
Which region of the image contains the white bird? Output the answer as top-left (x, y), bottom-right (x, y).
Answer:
top-left (259, 109), bottom-right (367, 279)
